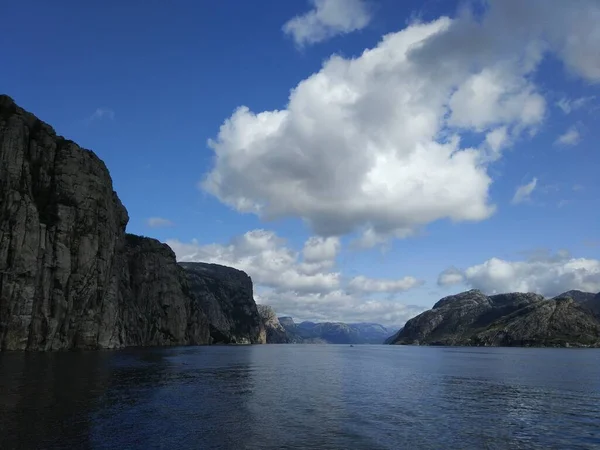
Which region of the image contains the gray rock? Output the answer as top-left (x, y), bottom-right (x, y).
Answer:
top-left (180, 262), bottom-right (266, 344)
top-left (555, 290), bottom-right (600, 316)
top-left (257, 304), bottom-right (291, 343)
top-left (390, 289), bottom-right (600, 347)
top-left (0, 95), bottom-right (129, 350)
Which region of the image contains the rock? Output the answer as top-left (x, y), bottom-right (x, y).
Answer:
top-left (180, 262), bottom-right (265, 344)
top-left (555, 290), bottom-right (600, 316)
top-left (257, 304), bottom-right (291, 343)
top-left (0, 95), bottom-right (129, 350)
top-left (109, 235), bottom-right (210, 348)
top-left (390, 289), bottom-right (600, 347)
top-left (473, 296), bottom-right (600, 347)
top-left (0, 95), bottom-right (258, 350)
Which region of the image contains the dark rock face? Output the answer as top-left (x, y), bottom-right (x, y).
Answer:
top-left (0, 95), bottom-right (251, 350)
top-left (180, 262), bottom-right (266, 344)
top-left (257, 305), bottom-right (291, 343)
top-left (110, 235), bottom-right (210, 348)
top-left (0, 95), bottom-right (129, 350)
top-left (390, 289), bottom-right (600, 347)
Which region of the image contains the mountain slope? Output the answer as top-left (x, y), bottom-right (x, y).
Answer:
top-left (390, 289), bottom-right (600, 347)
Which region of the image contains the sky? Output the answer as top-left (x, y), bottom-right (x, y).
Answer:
top-left (2, 0), bottom-right (599, 327)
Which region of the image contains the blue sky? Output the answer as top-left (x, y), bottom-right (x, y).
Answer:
top-left (2, 0), bottom-right (599, 326)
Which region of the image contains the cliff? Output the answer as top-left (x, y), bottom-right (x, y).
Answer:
top-left (180, 262), bottom-right (265, 344)
top-left (389, 289), bottom-right (600, 347)
top-left (257, 304), bottom-right (290, 343)
top-left (0, 95), bottom-right (259, 350)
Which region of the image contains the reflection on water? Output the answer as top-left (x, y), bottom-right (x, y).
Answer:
top-left (1, 346), bottom-right (600, 449)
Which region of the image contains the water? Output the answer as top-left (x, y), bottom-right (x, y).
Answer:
top-left (1, 345), bottom-right (599, 450)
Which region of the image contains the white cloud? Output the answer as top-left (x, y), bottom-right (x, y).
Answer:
top-left (347, 275), bottom-right (423, 293)
top-left (556, 96), bottom-right (595, 114)
top-left (302, 236), bottom-right (340, 262)
top-left (283, 0), bottom-right (371, 47)
top-left (167, 229), bottom-right (423, 325)
top-left (457, 252), bottom-right (600, 297)
top-left (256, 289), bottom-right (426, 327)
top-left (169, 230), bottom-right (341, 294)
top-left (555, 126), bottom-right (581, 146)
top-left (146, 217), bottom-right (175, 228)
top-left (203, 1), bottom-right (599, 247)
top-left (511, 178), bottom-right (537, 204)
top-left (437, 267), bottom-right (465, 286)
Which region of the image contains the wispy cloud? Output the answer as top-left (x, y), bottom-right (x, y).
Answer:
top-left (556, 96), bottom-right (595, 114)
top-left (146, 217), bottom-right (175, 228)
top-left (283, 0), bottom-right (371, 47)
top-left (511, 178), bottom-right (538, 204)
top-left (85, 107), bottom-right (115, 125)
top-left (554, 126), bottom-right (581, 146)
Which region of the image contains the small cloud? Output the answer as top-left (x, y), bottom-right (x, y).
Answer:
top-left (572, 184), bottom-right (584, 192)
top-left (556, 96), bottom-right (595, 114)
top-left (557, 199), bottom-right (569, 208)
top-left (437, 267), bottom-right (465, 287)
top-left (511, 178), bottom-right (538, 204)
top-left (554, 126), bottom-right (581, 146)
top-left (87, 107), bottom-right (115, 123)
top-left (146, 217), bottom-right (175, 228)
top-left (283, 0), bottom-right (371, 47)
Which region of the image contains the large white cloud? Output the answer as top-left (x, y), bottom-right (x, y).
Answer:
top-left (167, 230), bottom-right (423, 325)
top-left (438, 251), bottom-right (600, 297)
top-left (282, 0), bottom-right (371, 47)
top-left (202, 1), bottom-right (600, 246)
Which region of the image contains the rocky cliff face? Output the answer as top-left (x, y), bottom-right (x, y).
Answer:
top-left (257, 304), bottom-right (290, 343)
top-left (0, 95), bottom-right (129, 350)
top-left (390, 289), bottom-right (600, 347)
top-left (0, 95), bottom-right (255, 350)
top-left (180, 262), bottom-right (265, 344)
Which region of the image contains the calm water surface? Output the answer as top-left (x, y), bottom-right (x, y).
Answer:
top-left (1, 345), bottom-right (599, 449)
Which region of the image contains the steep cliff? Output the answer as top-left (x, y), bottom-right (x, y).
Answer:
top-left (0, 95), bottom-right (129, 350)
top-left (257, 304), bottom-right (290, 343)
top-left (180, 262), bottom-right (265, 344)
top-left (0, 95), bottom-right (241, 350)
top-left (390, 289), bottom-right (600, 347)
top-left (110, 235), bottom-right (210, 348)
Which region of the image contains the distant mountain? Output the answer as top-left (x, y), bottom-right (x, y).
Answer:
top-left (279, 317), bottom-right (396, 344)
top-left (388, 289), bottom-right (600, 347)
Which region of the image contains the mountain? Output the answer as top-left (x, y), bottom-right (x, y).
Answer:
top-left (555, 290), bottom-right (600, 315)
top-left (389, 289), bottom-right (600, 347)
top-left (279, 317), bottom-right (395, 344)
top-left (0, 95), bottom-right (263, 350)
